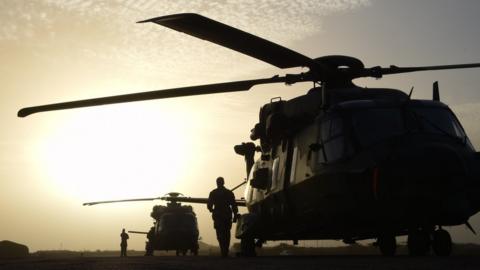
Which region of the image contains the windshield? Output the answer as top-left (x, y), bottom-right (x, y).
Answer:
top-left (409, 107), bottom-right (466, 139)
top-left (351, 108), bottom-right (405, 147)
top-left (160, 214), bottom-right (196, 230)
top-left (350, 106), bottom-right (466, 148)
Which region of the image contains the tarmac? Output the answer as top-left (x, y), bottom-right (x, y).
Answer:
top-left (1, 255), bottom-right (480, 270)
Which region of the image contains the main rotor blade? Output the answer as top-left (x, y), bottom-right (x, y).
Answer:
top-left (18, 76), bottom-right (298, 117)
top-left (128, 231), bottom-right (148, 235)
top-left (160, 196), bottom-right (246, 207)
top-left (230, 180), bottom-right (247, 192)
top-left (138, 13), bottom-right (319, 70)
top-left (364, 63), bottom-right (480, 78)
top-left (83, 197), bottom-right (160, 206)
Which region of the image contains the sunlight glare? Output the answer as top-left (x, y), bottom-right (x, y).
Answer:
top-left (36, 102), bottom-right (196, 201)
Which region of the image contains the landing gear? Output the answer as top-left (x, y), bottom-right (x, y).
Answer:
top-left (408, 229), bottom-right (431, 256)
top-left (239, 237), bottom-right (256, 257)
top-left (378, 233), bottom-right (397, 256)
top-left (432, 229), bottom-right (452, 256)
top-left (144, 242), bottom-right (154, 256)
top-left (175, 249), bottom-right (187, 256)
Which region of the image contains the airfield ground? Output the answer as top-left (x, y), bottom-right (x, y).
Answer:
top-left (1, 255), bottom-right (480, 270)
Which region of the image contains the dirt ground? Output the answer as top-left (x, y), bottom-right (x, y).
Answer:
top-left (1, 255), bottom-right (480, 270)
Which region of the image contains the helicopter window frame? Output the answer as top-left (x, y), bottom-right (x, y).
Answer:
top-left (268, 157), bottom-right (281, 193)
top-left (289, 146), bottom-right (299, 185)
top-left (318, 114), bottom-right (350, 164)
top-left (245, 167), bottom-right (255, 201)
top-left (350, 106), bottom-right (406, 149)
top-left (407, 106), bottom-right (467, 141)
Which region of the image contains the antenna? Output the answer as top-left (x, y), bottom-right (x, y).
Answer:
top-left (433, 81), bottom-right (440, 101)
top-left (321, 82), bottom-right (327, 108)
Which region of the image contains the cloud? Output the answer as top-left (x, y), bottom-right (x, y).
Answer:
top-left (0, 0), bottom-right (371, 87)
top-left (34, 0), bottom-right (371, 41)
top-left (1, 2), bottom-right (370, 49)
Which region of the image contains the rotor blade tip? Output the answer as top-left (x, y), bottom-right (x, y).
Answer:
top-left (17, 109), bottom-right (30, 118)
top-left (137, 17), bottom-right (161, 23)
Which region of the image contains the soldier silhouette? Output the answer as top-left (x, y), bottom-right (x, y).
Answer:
top-left (207, 177), bottom-right (239, 257)
top-left (145, 226), bottom-right (155, 256)
top-left (120, 228), bottom-right (129, 257)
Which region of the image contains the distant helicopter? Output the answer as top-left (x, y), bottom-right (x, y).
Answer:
top-left (84, 192), bottom-right (207, 256)
top-left (19, 13), bottom-right (480, 257)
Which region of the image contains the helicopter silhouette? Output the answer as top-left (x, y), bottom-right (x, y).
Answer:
top-left (83, 192), bottom-right (223, 256)
top-left (19, 13), bottom-right (480, 257)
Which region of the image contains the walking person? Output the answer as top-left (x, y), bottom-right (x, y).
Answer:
top-left (207, 177), bottom-right (239, 257)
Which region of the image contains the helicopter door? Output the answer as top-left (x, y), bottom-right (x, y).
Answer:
top-left (279, 138), bottom-right (296, 218)
top-left (263, 139), bottom-right (295, 220)
top-left (287, 124), bottom-right (318, 186)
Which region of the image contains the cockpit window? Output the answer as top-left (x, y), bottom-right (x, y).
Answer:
top-left (350, 106), bottom-right (466, 148)
top-left (159, 214), bottom-right (196, 231)
top-left (318, 115), bottom-right (353, 163)
top-left (351, 108), bottom-right (405, 147)
top-left (409, 107), bottom-right (466, 139)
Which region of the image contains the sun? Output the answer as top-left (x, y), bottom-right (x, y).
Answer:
top-left (35, 102), bottom-right (195, 201)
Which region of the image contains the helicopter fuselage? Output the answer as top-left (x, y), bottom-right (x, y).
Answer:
top-left (238, 87), bottom-right (480, 243)
top-left (146, 203), bottom-right (199, 255)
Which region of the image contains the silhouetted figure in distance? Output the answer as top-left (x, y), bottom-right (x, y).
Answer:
top-left (120, 228), bottom-right (129, 257)
top-left (207, 177), bottom-right (239, 257)
top-left (145, 226), bottom-right (155, 256)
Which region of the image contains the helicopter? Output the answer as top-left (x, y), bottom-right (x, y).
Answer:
top-left (83, 192), bottom-right (212, 256)
top-left (18, 13), bottom-right (480, 257)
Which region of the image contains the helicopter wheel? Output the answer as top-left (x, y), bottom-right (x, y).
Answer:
top-left (408, 229), bottom-right (431, 256)
top-left (377, 233), bottom-right (397, 256)
top-left (175, 250), bottom-right (180, 256)
top-left (182, 250), bottom-right (187, 256)
top-left (144, 249), bottom-right (154, 256)
top-left (144, 243), bottom-right (154, 256)
top-left (239, 237), bottom-right (256, 257)
top-left (432, 229), bottom-right (452, 256)
top-left (192, 248), bottom-right (198, 256)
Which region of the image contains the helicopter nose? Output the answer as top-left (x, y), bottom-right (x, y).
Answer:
top-left (378, 145), bottom-right (471, 225)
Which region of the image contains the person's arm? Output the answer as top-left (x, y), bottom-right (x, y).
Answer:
top-left (230, 191), bottom-right (238, 215)
top-left (230, 191), bottom-right (240, 222)
top-left (207, 191), bottom-right (214, 212)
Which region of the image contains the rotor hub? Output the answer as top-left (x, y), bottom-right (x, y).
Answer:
top-left (313, 55), bottom-right (364, 71)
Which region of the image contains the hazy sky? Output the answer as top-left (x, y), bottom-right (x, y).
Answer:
top-left (2, 0), bottom-right (480, 251)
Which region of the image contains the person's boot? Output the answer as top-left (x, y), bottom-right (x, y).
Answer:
top-left (221, 249), bottom-right (228, 258)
